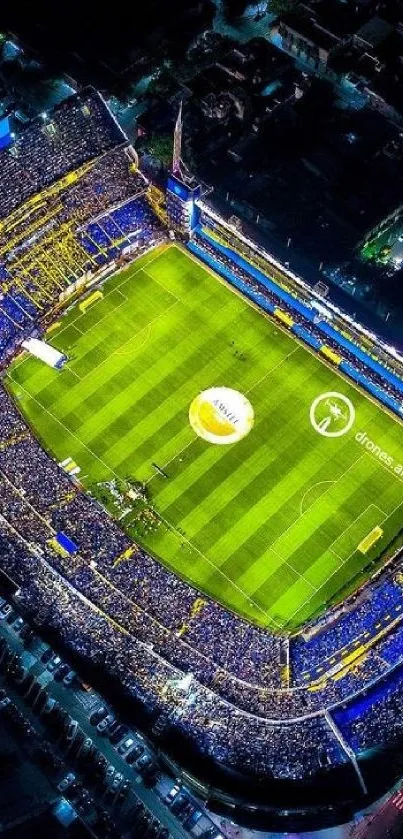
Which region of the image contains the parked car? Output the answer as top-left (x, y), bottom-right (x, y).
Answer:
top-left (47, 655), bottom-right (62, 672)
top-left (13, 665), bottom-right (28, 685)
top-left (136, 753), bottom-right (153, 773)
top-left (12, 617), bottom-right (24, 633)
top-left (165, 784), bottom-right (180, 805)
top-left (63, 670), bottom-right (76, 687)
top-left (171, 793), bottom-right (188, 815)
top-left (65, 719), bottom-right (78, 741)
top-left (41, 647), bottom-right (53, 664)
top-left (20, 625), bottom-right (35, 644)
top-left (89, 705), bottom-right (108, 726)
top-left (105, 763), bottom-right (115, 783)
top-left (58, 772), bottom-right (76, 793)
top-left (125, 743), bottom-right (144, 764)
top-left (54, 663), bottom-right (70, 681)
top-left (0, 604), bottom-right (13, 620)
top-left (97, 713), bottom-right (115, 734)
top-left (111, 772), bottom-right (123, 791)
top-left (109, 723), bottom-right (128, 744)
top-left (117, 736), bottom-right (135, 755)
top-left (80, 737), bottom-right (93, 755)
top-left (117, 779), bottom-right (130, 800)
top-left (40, 696), bottom-right (56, 716)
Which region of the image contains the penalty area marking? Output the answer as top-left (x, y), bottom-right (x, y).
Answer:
top-left (72, 299), bottom-right (179, 384)
top-left (114, 323), bottom-right (152, 357)
top-left (8, 249), bottom-right (166, 377)
top-left (286, 500), bottom-right (388, 626)
top-left (299, 480), bottom-right (335, 518)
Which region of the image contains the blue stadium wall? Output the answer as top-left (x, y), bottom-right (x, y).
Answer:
top-left (188, 227), bottom-right (403, 420)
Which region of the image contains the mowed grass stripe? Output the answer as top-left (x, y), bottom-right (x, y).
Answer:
top-left (104, 313), bottom-right (277, 472)
top-left (63, 279), bottom-right (247, 445)
top-left (178, 365), bottom-right (336, 551)
top-left (152, 348), bottom-right (298, 518)
top-left (7, 243), bottom-right (403, 630)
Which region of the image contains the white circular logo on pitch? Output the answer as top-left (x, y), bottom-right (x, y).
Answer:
top-left (310, 391), bottom-right (355, 438)
top-left (189, 387), bottom-right (254, 445)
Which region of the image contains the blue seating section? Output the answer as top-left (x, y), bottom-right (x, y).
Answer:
top-left (198, 227), bottom-right (314, 320)
top-left (192, 225), bottom-right (403, 422)
top-left (292, 580), bottom-right (403, 682)
top-left (321, 321), bottom-right (403, 397)
top-left (340, 361), bottom-right (403, 416)
top-left (188, 241), bottom-right (277, 316)
top-left (292, 323), bottom-right (322, 350)
top-left (80, 198), bottom-right (160, 263)
top-left (332, 662), bottom-right (403, 752)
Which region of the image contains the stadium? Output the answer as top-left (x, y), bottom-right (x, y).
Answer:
top-left (1, 88), bottom-right (403, 832)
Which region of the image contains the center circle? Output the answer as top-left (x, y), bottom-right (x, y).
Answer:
top-left (189, 387), bottom-right (254, 445)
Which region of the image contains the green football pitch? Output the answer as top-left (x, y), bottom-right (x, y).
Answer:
top-left (7, 244), bottom-right (403, 631)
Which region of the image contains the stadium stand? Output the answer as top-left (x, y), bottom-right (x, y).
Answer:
top-left (2, 87), bottom-right (403, 830)
top-left (0, 88), bottom-right (125, 221)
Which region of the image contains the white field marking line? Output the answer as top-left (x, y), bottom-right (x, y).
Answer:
top-left (9, 360), bottom-right (280, 630)
top-left (379, 494), bottom-right (403, 526)
top-left (269, 545), bottom-right (317, 593)
top-left (114, 323), bottom-right (152, 357)
top-left (288, 460), bottom-right (403, 624)
top-left (142, 265), bottom-right (181, 303)
top-left (116, 288), bottom-right (128, 303)
top-left (8, 259), bottom-right (150, 375)
top-left (329, 547), bottom-right (344, 564)
top-left (72, 299), bottom-right (179, 384)
top-left (147, 347), bottom-right (300, 485)
top-left (183, 243), bottom-right (403, 432)
top-left (52, 246), bottom-right (168, 343)
top-left (270, 454), bottom-right (365, 557)
top-left (287, 502), bottom-right (388, 624)
top-left (244, 346), bottom-right (299, 396)
top-left (299, 480), bottom-right (335, 518)
top-left (288, 551), bottom-right (349, 625)
top-left (66, 293), bottom-right (130, 345)
top-left (146, 437), bottom-right (196, 486)
top-left (10, 295), bottom-right (130, 382)
top-left (157, 511), bottom-right (283, 630)
top-left (5, 378), bottom-right (121, 482)
top-left (328, 502), bottom-right (386, 551)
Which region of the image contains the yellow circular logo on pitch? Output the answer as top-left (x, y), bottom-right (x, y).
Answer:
top-left (189, 387), bottom-right (254, 445)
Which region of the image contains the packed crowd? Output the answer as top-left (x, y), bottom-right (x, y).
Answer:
top-left (1, 92), bottom-right (403, 786)
top-left (0, 509), bottom-right (351, 782)
top-left (0, 88), bottom-right (124, 221)
top-left (1, 383), bottom-right (403, 750)
top-left (291, 579), bottom-right (403, 684)
top-left (79, 193), bottom-right (164, 266)
top-left (0, 151), bottom-right (161, 364)
top-left (332, 665), bottom-right (403, 755)
top-left (200, 222), bottom-right (403, 398)
top-left (191, 228), bottom-right (403, 409)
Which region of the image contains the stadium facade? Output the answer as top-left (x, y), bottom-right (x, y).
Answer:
top-left (1, 88), bottom-right (403, 832)
top-left (360, 203), bottom-right (403, 270)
